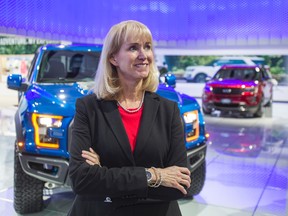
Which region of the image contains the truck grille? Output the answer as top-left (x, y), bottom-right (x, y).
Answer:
top-left (213, 87), bottom-right (242, 95)
top-left (214, 103), bottom-right (240, 108)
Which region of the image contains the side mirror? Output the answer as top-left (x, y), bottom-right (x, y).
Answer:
top-left (160, 73), bottom-right (176, 88)
top-left (7, 74), bottom-right (28, 91)
top-left (205, 76), bottom-right (212, 82)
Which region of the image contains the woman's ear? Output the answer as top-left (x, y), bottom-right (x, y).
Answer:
top-left (109, 55), bottom-right (118, 66)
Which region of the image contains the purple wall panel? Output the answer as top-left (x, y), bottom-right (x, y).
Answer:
top-left (0, 0), bottom-right (288, 49)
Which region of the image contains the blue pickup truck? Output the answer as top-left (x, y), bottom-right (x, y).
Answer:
top-left (7, 44), bottom-right (207, 214)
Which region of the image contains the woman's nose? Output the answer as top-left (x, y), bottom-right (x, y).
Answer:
top-left (138, 48), bottom-right (147, 59)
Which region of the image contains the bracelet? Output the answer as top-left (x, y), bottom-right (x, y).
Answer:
top-left (154, 170), bottom-right (162, 188)
top-left (148, 167), bottom-right (162, 188)
top-left (148, 167), bottom-right (158, 187)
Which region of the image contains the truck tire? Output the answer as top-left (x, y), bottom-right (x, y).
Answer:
top-left (202, 106), bottom-right (212, 115)
top-left (265, 97), bottom-right (272, 107)
top-left (186, 161), bottom-right (206, 197)
top-left (254, 97), bottom-right (264, 117)
top-left (194, 73), bottom-right (207, 83)
top-left (14, 146), bottom-right (44, 214)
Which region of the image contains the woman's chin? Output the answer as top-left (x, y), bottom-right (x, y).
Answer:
top-left (137, 70), bottom-right (149, 78)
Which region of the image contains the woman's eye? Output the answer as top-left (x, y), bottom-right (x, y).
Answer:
top-left (129, 46), bottom-right (137, 51)
top-left (144, 44), bottom-right (151, 50)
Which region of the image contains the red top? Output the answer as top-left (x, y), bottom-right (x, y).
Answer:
top-left (118, 106), bottom-right (143, 153)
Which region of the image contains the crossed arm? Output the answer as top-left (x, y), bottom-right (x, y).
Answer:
top-left (82, 148), bottom-right (191, 195)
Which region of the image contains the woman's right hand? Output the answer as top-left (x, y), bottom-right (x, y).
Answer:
top-left (81, 147), bottom-right (101, 166)
top-left (156, 166), bottom-right (191, 195)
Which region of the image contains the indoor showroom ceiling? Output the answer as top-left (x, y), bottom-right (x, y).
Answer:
top-left (0, 0), bottom-right (288, 55)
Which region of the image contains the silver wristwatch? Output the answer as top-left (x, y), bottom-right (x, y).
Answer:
top-left (145, 169), bottom-right (152, 184)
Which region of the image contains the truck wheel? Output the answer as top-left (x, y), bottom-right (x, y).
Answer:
top-left (14, 146), bottom-right (44, 214)
top-left (186, 161), bottom-right (206, 197)
top-left (265, 98), bottom-right (272, 107)
top-left (194, 73), bottom-right (207, 83)
top-left (254, 98), bottom-right (264, 117)
top-left (202, 106), bottom-right (212, 115)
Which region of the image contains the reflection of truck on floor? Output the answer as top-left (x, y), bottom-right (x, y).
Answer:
top-left (208, 124), bottom-right (265, 157)
top-left (207, 120), bottom-right (288, 158)
top-left (8, 44), bottom-right (208, 214)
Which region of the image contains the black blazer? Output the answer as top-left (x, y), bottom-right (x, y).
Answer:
top-left (68, 91), bottom-right (188, 216)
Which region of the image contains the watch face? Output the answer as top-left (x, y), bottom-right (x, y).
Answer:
top-left (146, 170), bottom-right (152, 181)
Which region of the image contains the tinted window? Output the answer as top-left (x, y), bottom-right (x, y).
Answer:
top-left (214, 60), bottom-right (247, 66)
top-left (214, 68), bottom-right (259, 81)
top-left (213, 60), bottom-right (231, 66)
top-left (27, 51), bottom-right (38, 81)
top-left (207, 59), bottom-right (248, 66)
top-left (228, 60), bottom-right (246, 64)
top-left (37, 50), bottom-right (100, 83)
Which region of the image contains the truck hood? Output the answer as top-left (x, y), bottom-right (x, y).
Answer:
top-left (26, 82), bottom-right (93, 116)
top-left (157, 84), bottom-right (200, 112)
top-left (26, 82), bottom-right (200, 116)
top-left (207, 79), bottom-right (258, 88)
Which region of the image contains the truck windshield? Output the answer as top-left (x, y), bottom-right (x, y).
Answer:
top-left (214, 69), bottom-right (259, 81)
top-left (37, 50), bottom-right (100, 83)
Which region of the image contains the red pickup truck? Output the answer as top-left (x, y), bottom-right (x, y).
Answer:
top-left (202, 65), bottom-right (277, 117)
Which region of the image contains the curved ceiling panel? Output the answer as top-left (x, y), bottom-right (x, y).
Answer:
top-left (0, 0), bottom-right (288, 54)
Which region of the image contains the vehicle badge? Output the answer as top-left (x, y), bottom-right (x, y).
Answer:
top-left (222, 88), bottom-right (232, 93)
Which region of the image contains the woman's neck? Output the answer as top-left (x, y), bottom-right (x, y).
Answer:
top-left (118, 79), bottom-right (143, 101)
top-left (117, 89), bottom-right (145, 109)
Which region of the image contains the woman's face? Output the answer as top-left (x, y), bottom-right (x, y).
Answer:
top-left (110, 36), bottom-right (154, 83)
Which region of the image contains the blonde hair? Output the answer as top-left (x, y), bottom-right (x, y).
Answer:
top-left (92, 20), bottom-right (159, 99)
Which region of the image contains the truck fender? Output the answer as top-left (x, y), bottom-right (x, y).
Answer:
top-left (14, 109), bottom-right (25, 143)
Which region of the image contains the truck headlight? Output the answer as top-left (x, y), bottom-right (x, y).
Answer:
top-left (183, 111), bottom-right (197, 124)
top-left (183, 110), bottom-right (199, 142)
top-left (32, 113), bottom-right (63, 149)
top-left (244, 87), bottom-right (256, 92)
top-left (242, 86), bottom-right (258, 96)
top-left (204, 85), bottom-right (213, 93)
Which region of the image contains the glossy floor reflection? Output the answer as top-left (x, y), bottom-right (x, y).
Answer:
top-left (0, 96), bottom-right (287, 215)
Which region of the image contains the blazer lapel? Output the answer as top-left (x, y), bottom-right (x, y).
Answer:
top-left (134, 92), bottom-right (160, 155)
top-left (100, 100), bottom-right (135, 165)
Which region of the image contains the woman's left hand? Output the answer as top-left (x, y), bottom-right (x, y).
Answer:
top-left (81, 148), bottom-right (101, 166)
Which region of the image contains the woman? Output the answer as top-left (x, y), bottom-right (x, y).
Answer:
top-left (68, 20), bottom-right (191, 216)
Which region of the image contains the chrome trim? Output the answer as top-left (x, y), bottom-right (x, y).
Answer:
top-left (19, 153), bottom-right (69, 184)
top-left (186, 143), bottom-right (207, 172)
